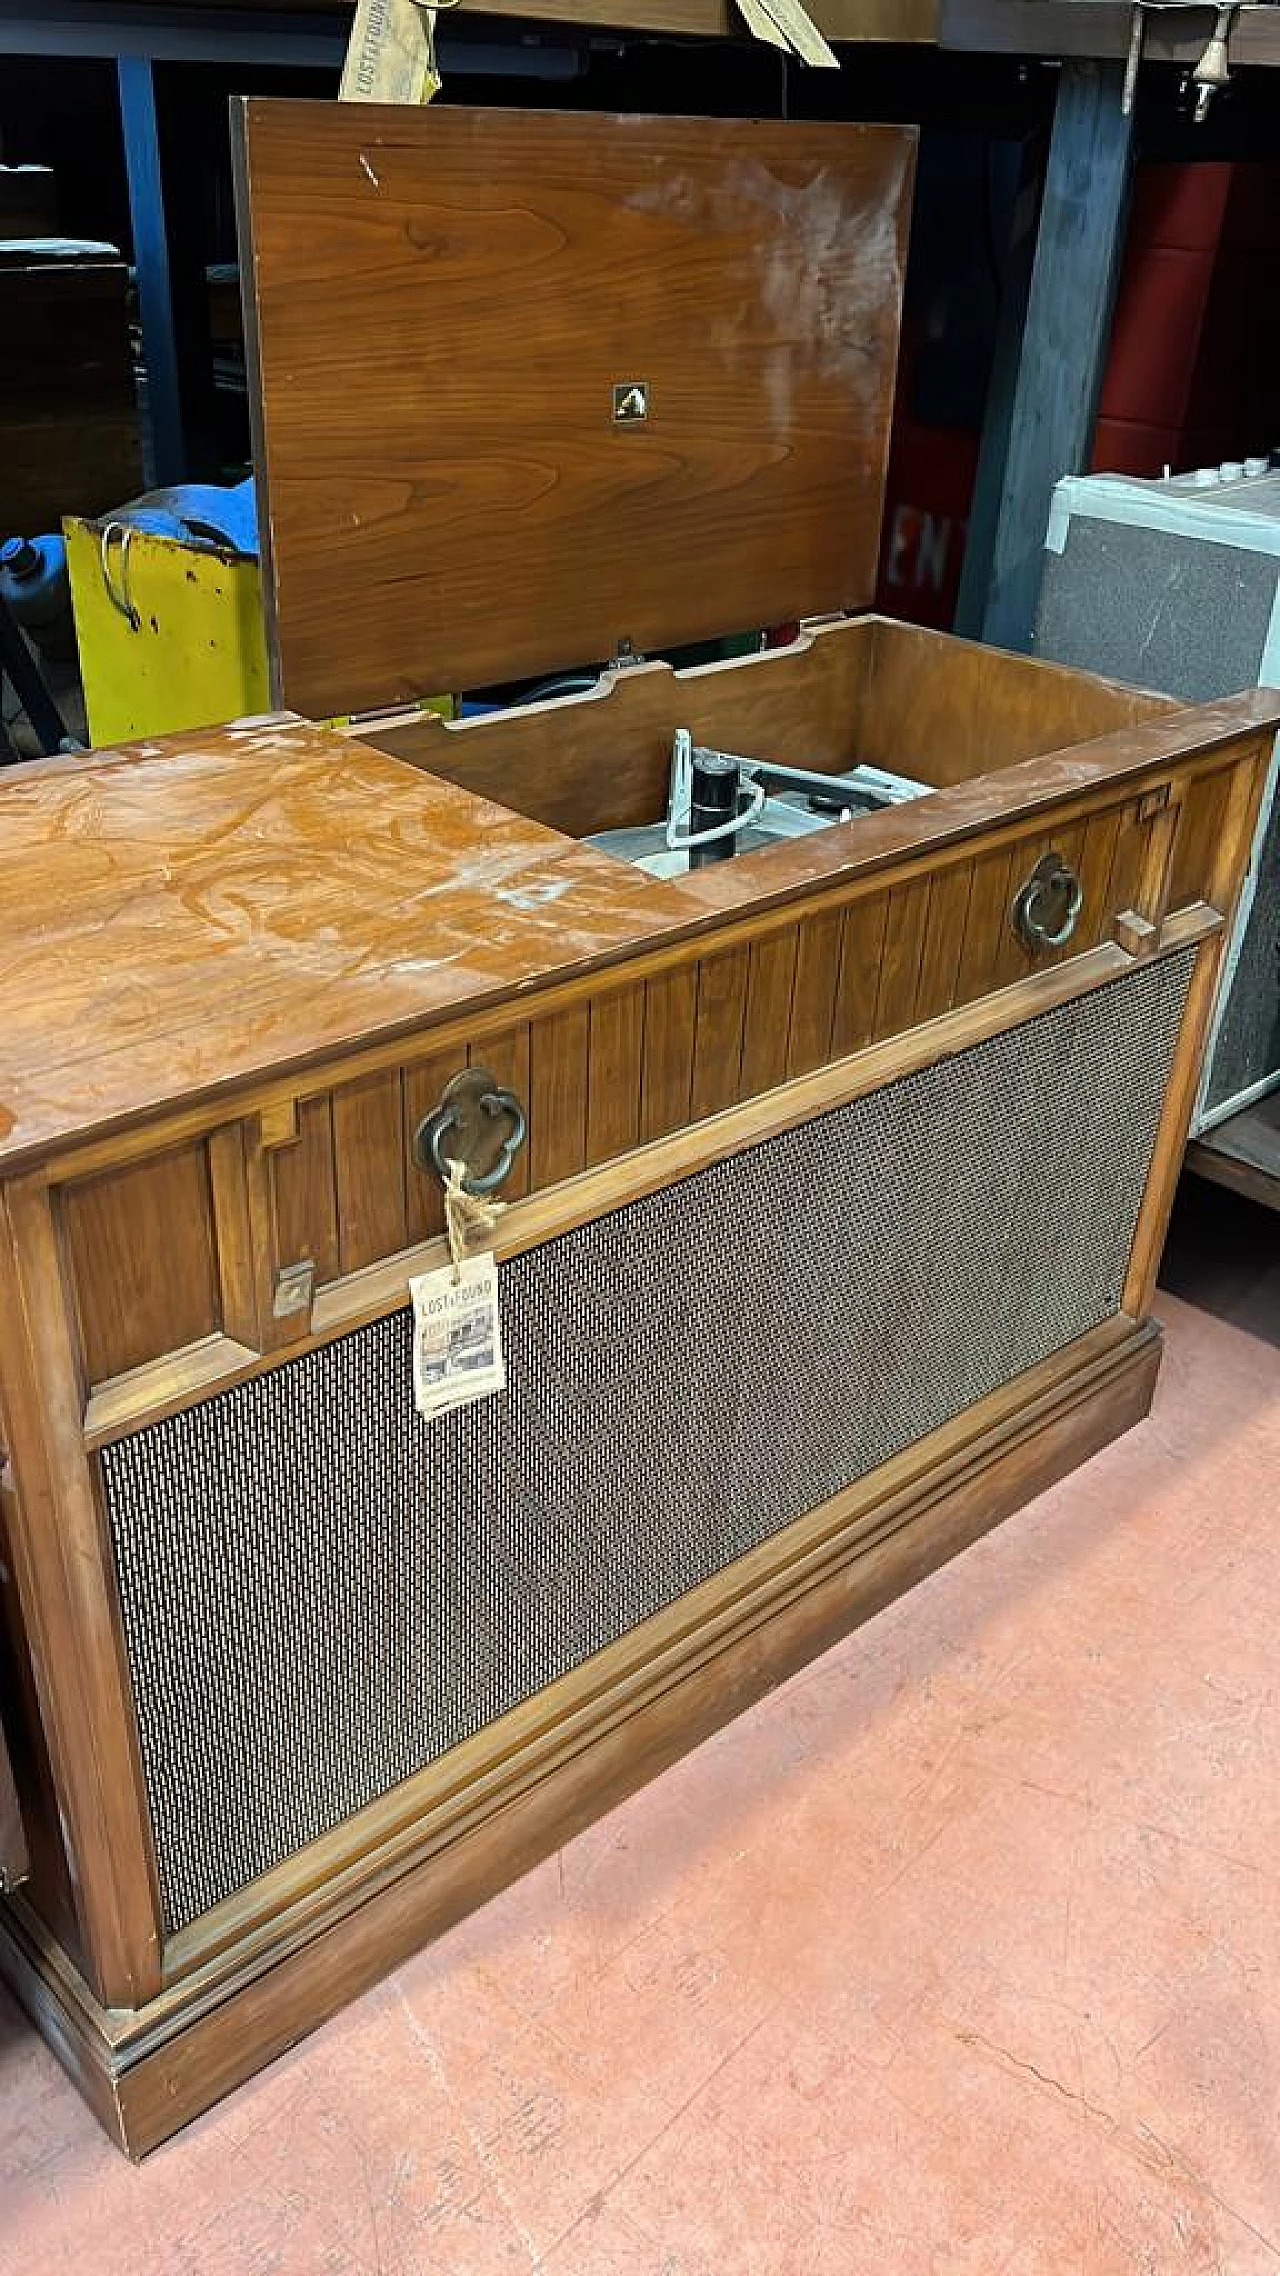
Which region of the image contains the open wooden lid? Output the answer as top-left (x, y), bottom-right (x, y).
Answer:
top-left (235, 100), bottom-right (916, 719)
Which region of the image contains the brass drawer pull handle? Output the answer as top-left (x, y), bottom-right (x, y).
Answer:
top-left (1012, 852), bottom-right (1084, 953)
top-left (413, 1066), bottom-right (527, 1197)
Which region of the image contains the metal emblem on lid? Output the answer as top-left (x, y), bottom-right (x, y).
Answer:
top-left (612, 382), bottom-right (649, 425)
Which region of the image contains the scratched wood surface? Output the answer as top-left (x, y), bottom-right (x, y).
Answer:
top-left (60, 766), bottom-right (1242, 1393)
top-left (236, 103), bottom-right (916, 716)
top-left (1, 645), bottom-right (1275, 1187)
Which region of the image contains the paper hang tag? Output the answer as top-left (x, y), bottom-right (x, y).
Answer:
top-left (410, 1253), bottom-right (506, 1421)
top-left (735, 0), bottom-right (839, 67)
top-left (340, 0), bottom-right (443, 106)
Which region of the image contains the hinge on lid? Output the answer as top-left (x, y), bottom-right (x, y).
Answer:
top-left (611, 639), bottom-right (647, 671)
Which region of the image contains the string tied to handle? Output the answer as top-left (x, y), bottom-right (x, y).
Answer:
top-left (443, 1158), bottom-right (506, 1282)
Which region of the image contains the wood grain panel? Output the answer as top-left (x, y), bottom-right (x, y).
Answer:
top-left (63, 1146), bottom-right (219, 1383)
top-left (1108, 802), bottom-right (1152, 928)
top-left (787, 911), bottom-right (844, 1077)
top-left (872, 878), bottom-right (931, 1039)
top-left (914, 861), bottom-right (974, 1020)
top-left (830, 891), bottom-right (889, 1057)
top-left (529, 1010), bottom-right (590, 1188)
top-left (236, 103), bottom-right (915, 714)
top-left (856, 616), bottom-right (1173, 785)
top-left (739, 929), bottom-right (800, 1098)
top-left (640, 969), bottom-right (698, 1144)
top-left (0, 693), bottom-right (1275, 1182)
top-left (992, 836), bottom-right (1053, 989)
top-left (1043, 821), bottom-right (1088, 966)
top-left (374, 628), bottom-right (875, 842)
top-left (332, 1072), bottom-right (408, 1275)
top-left (690, 951), bottom-right (748, 1122)
top-left (1169, 768), bottom-right (1231, 912)
top-left (1075, 806), bottom-right (1122, 950)
top-left (470, 1026), bottom-right (532, 1203)
top-left (954, 843), bottom-right (1017, 1006)
top-left (403, 1052), bottom-right (462, 1246)
top-left (207, 1124), bottom-right (260, 1350)
top-left (585, 989), bottom-right (644, 1168)
top-left (272, 1094), bottom-right (340, 1281)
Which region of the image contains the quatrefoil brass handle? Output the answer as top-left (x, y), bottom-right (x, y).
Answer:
top-left (412, 1067), bottom-right (527, 1197)
top-left (1011, 852), bottom-right (1084, 953)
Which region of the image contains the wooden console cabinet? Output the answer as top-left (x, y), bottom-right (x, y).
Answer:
top-left (0, 102), bottom-right (1274, 2153)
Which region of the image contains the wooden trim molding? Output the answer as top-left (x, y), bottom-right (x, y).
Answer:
top-left (80, 904), bottom-right (1221, 1450)
top-left (0, 1185), bottom-right (164, 2006)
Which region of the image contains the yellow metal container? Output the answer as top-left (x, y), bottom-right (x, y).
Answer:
top-left (64, 516), bottom-right (270, 748)
top-left (65, 515), bottom-right (456, 747)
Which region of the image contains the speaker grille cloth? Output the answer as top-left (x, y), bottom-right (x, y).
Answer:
top-left (102, 953), bottom-right (1192, 1931)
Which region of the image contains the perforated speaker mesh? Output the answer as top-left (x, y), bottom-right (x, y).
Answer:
top-left (102, 952), bottom-right (1193, 1932)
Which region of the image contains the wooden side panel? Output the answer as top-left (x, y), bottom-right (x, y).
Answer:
top-left (1075, 806), bottom-right (1122, 951)
top-left (872, 877), bottom-right (931, 1039)
top-left (739, 930), bottom-right (801, 1099)
top-left (529, 1010), bottom-right (590, 1188)
top-left (63, 1146), bottom-right (219, 1385)
top-left (992, 833), bottom-right (1056, 989)
top-left (857, 615), bottom-right (1172, 785)
top-left (332, 1073), bottom-right (408, 1277)
top-left (1108, 800), bottom-right (1152, 927)
top-left (403, 1049), bottom-right (464, 1246)
top-left (272, 1094), bottom-right (340, 1281)
top-left (954, 844), bottom-right (1017, 1007)
top-left (914, 861), bottom-right (974, 1021)
top-left (1044, 820), bottom-right (1088, 966)
top-left (1169, 767), bottom-right (1232, 912)
top-left (640, 969), bottom-right (698, 1143)
top-left (690, 951), bottom-right (749, 1121)
top-left (471, 1026), bottom-right (532, 1204)
top-left (830, 891), bottom-right (890, 1057)
top-left (585, 988), bottom-right (645, 1168)
top-left (787, 911), bottom-right (843, 1077)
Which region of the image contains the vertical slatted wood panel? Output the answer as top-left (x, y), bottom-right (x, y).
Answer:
top-left (830, 891), bottom-right (888, 1058)
top-left (332, 1071), bottom-right (408, 1275)
top-left (402, 1049), bottom-right (462, 1245)
top-left (739, 928), bottom-right (800, 1098)
top-left (272, 1093), bottom-right (340, 1281)
top-left (872, 877), bottom-right (931, 1039)
top-left (586, 987), bottom-right (645, 1167)
top-left (992, 834), bottom-right (1054, 989)
top-left (954, 843), bottom-right (1016, 1006)
top-left (1108, 801), bottom-right (1152, 928)
top-left (471, 1025), bottom-right (532, 1202)
top-left (529, 1009), bottom-right (590, 1187)
top-left (914, 861), bottom-right (974, 1021)
top-left (640, 967), bottom-right (698, 1143)
top-left (1043, 820), bottom-right (1087, 966)
top-left (64, 1145), bottom-right (220, 1383)
top-left (786, 910), bottom-right (843, 1077)
top-left (1075, 806), bottom-right (1122, 950)
top-left (207, 1123), bottom-right (260, 1348)
top-left (690, 949), bottom-right (749, 1121)
top-left (1169, 768), bottom-right (1231, 911)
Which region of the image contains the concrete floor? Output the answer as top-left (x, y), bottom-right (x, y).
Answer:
top-left (2, 1180), bottom-right (1278, 2274)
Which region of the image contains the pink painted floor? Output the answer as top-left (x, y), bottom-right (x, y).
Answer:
top-left (3, 1181), bottom-right (1279, 2274)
